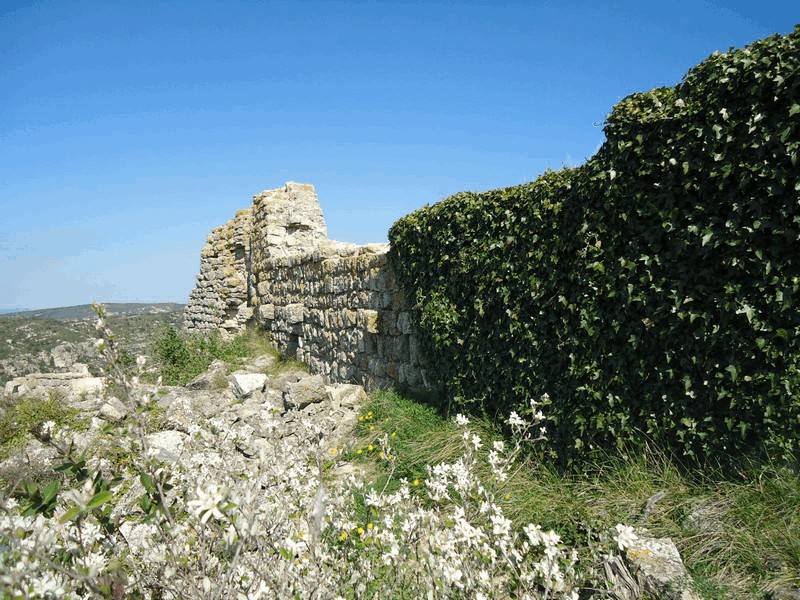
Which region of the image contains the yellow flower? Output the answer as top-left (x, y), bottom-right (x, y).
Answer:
top-left (504, 493), bottom-right (511, 500)
top-left (379, 452), bottom-right (384, 458)
top-left (358, 416), bottom-right (364, 422)
top-left (369, 425), bottom-right (375, 431)
top-left (368, 445), bottom-right (374, 451)
top-left (367, 523), bottom-right (374, 530)
top-left (329, 448), bottom-right (338, 456)
top-left (339, 531), bottom-right (348, 541)
top-left (357, 527), bottom-right (364, 535)
top-left (367, 411), bottom-right (373, 417)
top-left (356, 449), bottom-right (363, 455)
top-left (391, 432), bottom-right (396, 438)
top-left (413, 479), bottom-right (420, 486)
top-left (384, 417), bottom-right (390, 423)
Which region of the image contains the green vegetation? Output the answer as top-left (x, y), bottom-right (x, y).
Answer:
top-left (0, 392), bottom-right (86, 461)
top-left (150, 324), bottom-right (280, 385)
top-left (389, 27), bottom-right (800, 467)
top-left (351, 390), bottom-right (800, 599)
top-left (151, 325), bottom-right (244, 385)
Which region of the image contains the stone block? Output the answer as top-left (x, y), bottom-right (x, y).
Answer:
top-left (283, 374), bottom-right (327, 410)
top-left (99, 397), bottom-right (129, 423)
top-left (229, 372), bottom-right (268, 399)
top-left (258, 303), bottom-right (275, 320)
top-left (359, 309), bottom-right (380, 333)
top-left (286, 303), bottom-right (304, 324)
top-left (624, 532), bottom-right (700, 600)
top-left (397, 312), bottom-right (413, 335)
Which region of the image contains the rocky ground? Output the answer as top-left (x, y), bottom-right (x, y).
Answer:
top-left (0, 346), bottom-right (716, 599)
top-left (0, 352), bottom-right (367, 490)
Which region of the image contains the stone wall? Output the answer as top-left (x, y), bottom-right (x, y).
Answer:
top-left (184, 208), bottom-right (253, 337)
top-left (184, 182), bottom-right (428, 391)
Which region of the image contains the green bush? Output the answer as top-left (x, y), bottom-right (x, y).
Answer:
top-left (389, 27), bottom-right (800, 468)
top-left (152, 325), bottom-right (249, 386)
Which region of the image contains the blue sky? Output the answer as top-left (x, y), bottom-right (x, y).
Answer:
top-left (0, 1), bottom-right (796, 310)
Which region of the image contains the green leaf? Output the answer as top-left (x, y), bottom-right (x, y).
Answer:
top-left (140, 473), bottom-right (155, 494)
top-left (87, 490), bottom-right (113, 510)
top-left (42, 480), bottom-right (59, 505)
top-left (790, 103), bottom-right (800, 117)
top-left (60, 506), bottom-right (83, 524)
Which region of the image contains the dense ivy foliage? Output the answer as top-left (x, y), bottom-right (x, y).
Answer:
top-left (389, 27), bottom-right (800, 467)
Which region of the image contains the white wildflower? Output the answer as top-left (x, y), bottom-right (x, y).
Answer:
top-left (508, 411), bottom-right (525, 428)
top-left (187, 484), bottom-right (228, 524)
top-left (614, 524), bottom-right (638, 550)
top-left (455, 413), bottom-right (470, 426)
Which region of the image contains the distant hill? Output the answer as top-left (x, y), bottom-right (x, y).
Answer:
top-left (0, 303), bottom-right (185, 321)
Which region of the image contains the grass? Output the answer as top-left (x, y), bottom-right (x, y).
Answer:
top-left (347, 389), bottom-right (800, 599)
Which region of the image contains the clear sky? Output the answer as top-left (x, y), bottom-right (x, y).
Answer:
top-left (0, 1), bottom-right (796, 310)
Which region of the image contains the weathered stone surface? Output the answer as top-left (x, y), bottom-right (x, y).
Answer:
top-left (184, 207), bottom-right (254, 339)
top-left (3, 363), bottom-right (105, 401)
top-left (99, 397), bottom-right (128, 422)
top-left (241, 354), bottom-right (276, 373)
top-left (326, 384), bottom-right (368, 411)
top-left (146, 430), bottom-right (188, 462)
top-left (161, 388), bottom-right (237, 432)
top-left (229, 372), bottom-right (267, 399)
top-left (283, 374), bottom-right (327, 410)
top-left (624, 532), bottom-right (700, 600)
top-left (185, 359), bottom-right (230, 390)
top-left (183, 182), bottom-right (431, 392)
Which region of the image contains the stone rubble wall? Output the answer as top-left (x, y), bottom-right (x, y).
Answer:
top-left (184, 182), bottom-right (428, 391)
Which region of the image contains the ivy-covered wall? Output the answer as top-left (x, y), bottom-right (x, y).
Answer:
top-left (389, 27), bottom-right (800, 466)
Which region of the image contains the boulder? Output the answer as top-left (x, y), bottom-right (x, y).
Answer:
top-left (229, 372), bottom-right (267, 399)
top-left (145, 430), bottom-right (187, 462)
top-left (283, 374), bottom-right (327, 410)
top-left (624, 531), bottom-right (700, 600)
top-left (99, 397), bottom-right (128, 422)
top-left (326, 384), bottom-right (367, 410)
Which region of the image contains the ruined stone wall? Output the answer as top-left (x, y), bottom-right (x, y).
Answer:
top-left (184, 182), bottom-right (428, 391)
top-left (185, 209), bottom-right (253, 337)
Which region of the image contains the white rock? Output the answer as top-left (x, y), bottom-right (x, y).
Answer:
top-left (145, 430), bottom-right (187, 462)
top-left (229, 372), bottom-right (267, 399)
top-left (625, 532), bottom-right (701, 600)
top-left (99, 397), bottom-right (128, 422)
top-left (326, 384), bottom-right (367, 410)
